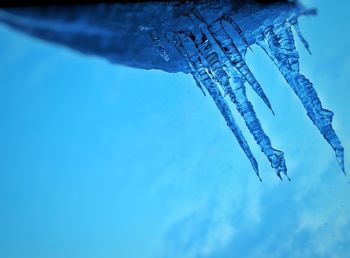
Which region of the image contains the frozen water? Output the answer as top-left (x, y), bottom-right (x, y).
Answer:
top-left (257, 22), bottom-right (345, 174)
top-left (0, 0), bottom-right (344, 179)
top-left (174, 31), bottom-right (261, 179)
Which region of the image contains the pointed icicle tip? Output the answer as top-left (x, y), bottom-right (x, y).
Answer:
top-left (250, 160), bottom-right (262, 181)
top-left (336, 149), bottom-right (346, 175)
top-left (253, 163), bottom-right (259, 177)
top-left (265, 100), bottom-right (275, 116)
top-left (250, 158), bottom-right (261, 181)
top-left (285, 174), bottom-right (291, 182)
top-left (251, 160), bottom-right (262, 181)
top-left (208, 19), bottom-right (274, 114)
top-left (277, 173), bottom-right (283, 181)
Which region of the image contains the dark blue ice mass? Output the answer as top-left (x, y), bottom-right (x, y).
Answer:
top-left (0, 0), bottom-right (344, 180)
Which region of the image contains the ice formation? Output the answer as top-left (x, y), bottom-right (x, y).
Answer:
top-left (0, 0), bottom-right (345, 180)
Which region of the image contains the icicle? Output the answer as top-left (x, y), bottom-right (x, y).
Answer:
top-left (202, 60), bottom-right (288, 179)
top-left (222, 14), bottom-right (251, 51)
top-left (149, 30), bottom-right (170, 63)
top-left (184, 28), bottom-right (288, 179)
top-left (256, 23), bottom-right (345, 174)
top-left (187, 30), bottom-right (231, 94)
top-left (187, 9), bottom-right (274, 114)
top-left (168, 32), bottom-right (206, 96)
top-left (175, 32), bottom-right (261, 179)
top-left (265, 24), bottom-right (300, 73)
top-left (229, 73), bottom-right (288, 179)
top-left (167, 32), bottom-right (207, 96)
top-left (290, 18), bottom-right (312, 54)
top-left (292, 74), bottom-right (345, 173)
top-left (208, 19), bottom-right (275, 115)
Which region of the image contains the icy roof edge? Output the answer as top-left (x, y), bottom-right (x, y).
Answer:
top-left (0, 0), bottom-right (292, 8)
top-left (0, 0), bottom-right (307, 73)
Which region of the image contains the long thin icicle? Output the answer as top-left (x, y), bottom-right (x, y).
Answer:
top-left (227, 73), bottom-right (288, 179)
top-left (222, 14), bottom-right (251, 51)
top-left (167, 32), bottom-right (206, 96)
top-left (188, 9), bottom-right (274, 115)
top-left (174, 32), bottom-right (261, 179)
top-left (290, 18), bottom-right (311, 54)
top-left (257, 23), bottom-right (345, 173)
top-left (188, 30), bottom-right (231, 93)
top-left (187, 30), bottom-right (288, 179)
top-left (208, 19), bottom-right (274, 114)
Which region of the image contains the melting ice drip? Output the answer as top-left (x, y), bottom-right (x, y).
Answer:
top-left (151, 8), bottom-right (345, 180)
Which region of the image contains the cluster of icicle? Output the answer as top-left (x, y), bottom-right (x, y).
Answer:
top-left (150, 8), bottom-right (345, 181)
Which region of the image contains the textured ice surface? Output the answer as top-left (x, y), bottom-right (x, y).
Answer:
top-left (0, 0), bottom-right (344, 179)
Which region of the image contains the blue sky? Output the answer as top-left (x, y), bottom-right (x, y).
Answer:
top-left (0, 0), bottom-right (349, 257)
